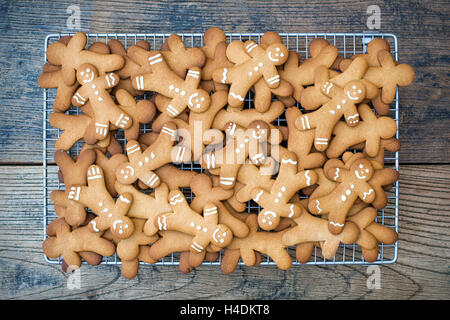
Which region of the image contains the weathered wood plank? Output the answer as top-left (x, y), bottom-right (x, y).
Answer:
top-left (0, 0), bottom-right (449, 163)
top-left (0, 164), bottom-right (448, 299)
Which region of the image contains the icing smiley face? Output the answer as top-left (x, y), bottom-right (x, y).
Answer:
top-left (351, 159), bottom-right (374, 181)
top-left (111, 216), bottom-right (134, 239)
top-left (343, 80), bottom-right (366, 103)
top-left (212, 225), bottom-right (233, 248)
top-left (116, 163), bottom-right (137, 185)
top-left (248, 120), bottom-right (270, 143)
top-left (187, 90), bottom-right (210, 113)
top-left (76, 63), bottom-right (98, 84)
top-left (258, 209), bottom-right (281, 231)
top-left (266, 43), bottom-right (289, 65)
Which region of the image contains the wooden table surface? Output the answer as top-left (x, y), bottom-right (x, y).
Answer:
top-left (0, 0), bottom-right (448, 300)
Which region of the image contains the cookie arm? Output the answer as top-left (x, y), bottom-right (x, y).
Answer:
top-left (184, 67), bottom-right (202, 88)
top-left (100, 73), bottom-right (120, 90)
top-left (358, 183), bottom-right (376, 203)
top-left (261, 66), bottom-right (281, 89)
top-left (203, 203), bottom-right (219, 226)
top-left (138, 169), bottom-right (160, 188)
top-left (243, 40), bottom-right (262, 58)
top-left (72, 87), bottom-right (89, 107)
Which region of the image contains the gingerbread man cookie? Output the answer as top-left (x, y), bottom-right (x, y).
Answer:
top-left (131, 49), bottom-right (210, 117)
top-left (155, 190), bottom-right (233, 254)
top-left (224, 214), bottom-right (292, 270)
top-left (295, 65), bottom-right (366, 151)
top-left (71, 63), bottom-right (132, 140)
top-left (46, 31), bottom-right (124, 86)
top-left (308, 157), bottom-right (376, 235)
top-left (190, 173), bottom-right (249, 238)
top-left (68, 165), bottom-right (135, 239)
top-left (326, 104), bottom-right (397, 158)
top-left (43, 217), bottom-right (116, 268)
top-left (201, 120), bottom-right (270, 189)
top-left (279, 38), bottom-right (338, 102)
top-left (212, 40), bottom-right (288, 108)
top-left (115, 121), bottom-right (190, 188)
top-left (251, 152), bottom-right (317, 230)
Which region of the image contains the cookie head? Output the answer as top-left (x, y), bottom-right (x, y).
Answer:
top-left (343, 80), bottom-right (366, 103)
top-left (212, 225), bottom-right (233, 248)
top-left (115, 162), bottom-right (137, 185)
top-left (188, 89), bottom-right (210, 112)
top-left (76, 63), bottom-right (99, 84)
top-left (111, 216), bottom-right (134, 239)
top-left (258, 209), bottom-right (280, 231)
top-left (266, 43), bottom-right (288, 65)
top-left (351, 159), bottom-right (374, 181)
top-left (247, 120), bottom-right (270, 143)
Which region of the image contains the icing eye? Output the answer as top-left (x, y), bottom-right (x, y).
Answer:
top-left (352, 85), bottom-right (357, 90)
top-left (276, 48), bottom-right (280, 52)
top-left (280, 53), bottom-right (284, 57)
top-left (86, 68), bottom-right (91, 72)
top-left (258, 62), bottom-right (263, 67)
top-left (358, 90), bottom-right (362, 93)
top-left (365, 169), bottom-right (369, 173)
top-left (360, 164), bottom-right (364, 168)
top-left (201, 97), bottom-right (205, 102)
top-left (80, 71), bottom-right (85, 76)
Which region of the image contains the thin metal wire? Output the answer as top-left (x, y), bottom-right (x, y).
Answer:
top-left (43, 32), bottom-right (399, 267)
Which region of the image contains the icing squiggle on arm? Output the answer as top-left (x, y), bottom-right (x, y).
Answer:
top-left (315, 200), bottom-right (322, 213)
top-left (334, 168), bottom-right (340, 181)
top-left (362, 189), bottom-right (374, 200)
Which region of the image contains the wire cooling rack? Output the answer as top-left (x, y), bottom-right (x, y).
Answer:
top-left (43, 32), bottom-right (399, 267)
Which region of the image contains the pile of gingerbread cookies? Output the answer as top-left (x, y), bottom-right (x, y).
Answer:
top-left (39, 28), bottom-right (414, 278)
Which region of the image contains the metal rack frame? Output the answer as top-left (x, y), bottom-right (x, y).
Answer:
top-left (43, 32), bottom-right (399, 267)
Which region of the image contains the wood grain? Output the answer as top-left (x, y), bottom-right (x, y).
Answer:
top-left (0, 0), bottom-right (449, 163)
top-left (0, 164), bottom-right (447, 299)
